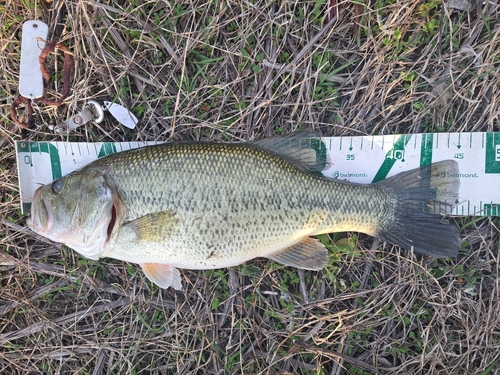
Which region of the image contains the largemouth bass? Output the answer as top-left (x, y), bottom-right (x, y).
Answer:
top-left (28, 133), bottom-right (461, 290)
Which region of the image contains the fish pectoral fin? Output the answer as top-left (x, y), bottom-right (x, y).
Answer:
top-left (125, 210), bottom-right (179, 242)
top-left (267, 237), bottom-right (328, 270)
top-left (141, 263), bottom-right (182, 290)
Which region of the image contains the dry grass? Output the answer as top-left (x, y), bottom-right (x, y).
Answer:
top-left (1, 0), bottom-right (500, 374)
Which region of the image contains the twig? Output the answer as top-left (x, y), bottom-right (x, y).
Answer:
top-left (261, 59), bottom-right (349, 84)
top-left (294, 340), bottom-right (388, 373)
top-left (0, 298), bottom-right (130, 343)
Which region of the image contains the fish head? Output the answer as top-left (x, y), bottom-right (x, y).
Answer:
top-left (28, 171), bottom-right (122, 260)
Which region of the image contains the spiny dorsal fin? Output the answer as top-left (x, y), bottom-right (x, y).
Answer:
top-left (267, 237), bottom-right (328, 270)
top-left (250, 131), bottom-right (326, 174)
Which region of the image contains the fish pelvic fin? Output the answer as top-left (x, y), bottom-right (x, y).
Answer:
top-left (375, 160), bottom-right (461, 258)
top-left (267, 237), bottom-right (328, 270)
top-left (141, 263), bottom-right (182, 290)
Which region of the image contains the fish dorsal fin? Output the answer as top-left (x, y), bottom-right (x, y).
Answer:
top-left (125, 210), bottom-right (179, 242)
top-left (250, 131), bottom-right (326, 174)
top-left (267, 237), bottom-right (328, 270)
top-left (141, 263), bottom-right (182, 290)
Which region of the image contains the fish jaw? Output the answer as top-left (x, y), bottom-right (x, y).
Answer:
top-left (28, 185), bottom-right (82, 245)
top-left (28, 187), bottom-right (54, 235)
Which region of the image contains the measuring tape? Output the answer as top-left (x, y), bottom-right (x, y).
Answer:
top-left (15, 132), bottom-right (500, 216)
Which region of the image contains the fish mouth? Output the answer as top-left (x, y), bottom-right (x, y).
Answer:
top-left (29, 188), bottom-right (54, 233)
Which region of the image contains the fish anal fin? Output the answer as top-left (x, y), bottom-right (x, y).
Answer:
top-left (267, 237), bottom-right (328, 270)
top-left (141, 263), bottom-right (182, 290)
top-left (125, 210), bottom-right (179, 242)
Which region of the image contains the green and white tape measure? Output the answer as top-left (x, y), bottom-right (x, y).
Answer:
top-left (15, 132), bottom-right (500, 216)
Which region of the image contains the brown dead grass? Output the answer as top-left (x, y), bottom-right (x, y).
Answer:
top-left (1, 0), bottom-right (500, 374)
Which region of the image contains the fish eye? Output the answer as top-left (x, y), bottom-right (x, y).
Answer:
top-left (51, 179), bottom-right (63, 194)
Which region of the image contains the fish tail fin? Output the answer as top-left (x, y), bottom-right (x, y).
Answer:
top-left (375, 160), bottom-right (461, 258)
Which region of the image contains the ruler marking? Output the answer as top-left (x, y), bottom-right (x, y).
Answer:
top-left (485, 133), bottom-right (500, 174)
top-left (371, 135), bottom-right (411, 183)
top-left (39, 142), bottom-right (62, 181)
top-left (420, 133), bottom-right (433, 166)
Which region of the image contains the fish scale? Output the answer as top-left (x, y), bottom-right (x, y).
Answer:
top-left (97, 143), bottom-right (374, 246)
top-left (28, 133), bottom-right (461, 289)
top-left (102, 144), bottom-right (329, 263)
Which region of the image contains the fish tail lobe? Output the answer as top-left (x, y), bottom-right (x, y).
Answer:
top-left (375, 160), bottom-right (461, 258)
